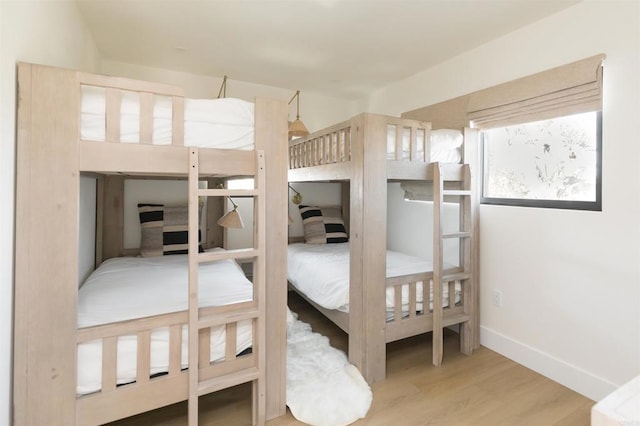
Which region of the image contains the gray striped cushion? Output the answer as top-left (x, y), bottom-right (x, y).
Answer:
top-left (299, 205), bottom-right (348, 244)
top-left (138, 203), bottom-right (202, 257)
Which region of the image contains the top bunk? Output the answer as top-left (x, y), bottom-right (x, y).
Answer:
top-left (288, 112), bottom-right (478, 183)
top-left (18, 62), bottom-right (286, 179)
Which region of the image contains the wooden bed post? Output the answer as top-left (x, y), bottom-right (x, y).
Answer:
top-left (341, 182), bottom-right (350, 235)
top-left (100, 175), bottom-right (125, 260)
top-left (14, 63), bottom-right (80, 425)
top-left (254, 98), bottom-right (289, 419)
top-left (463, 127), bottom-right (481, 349)
top-left (349, 114), bottom-right (387, 384)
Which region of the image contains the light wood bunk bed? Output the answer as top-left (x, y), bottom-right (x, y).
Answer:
top-left (288, 113), bottom-right (480, 384)
top-left (13, 63), bottom-right (288, 425)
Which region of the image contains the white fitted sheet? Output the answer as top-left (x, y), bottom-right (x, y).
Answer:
top-left (287, 243), bottom-right (460, 316)
top-left (77, 254), bottom-right (254, 395)
top-left (80, 86), bottom-right (254, 149)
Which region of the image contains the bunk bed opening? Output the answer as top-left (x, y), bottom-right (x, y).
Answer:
top-left (287, 112), bottom-right (479, 385)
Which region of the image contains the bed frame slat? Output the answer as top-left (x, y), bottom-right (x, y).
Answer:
top-left (136, 330), bottom-right (152, 384)
top-left (409, 282), bottom-right (417, 318)
top-left (172, 96), bottom-right (185, 146)
top-left (393, 286), bottom-right (402, 322)
top-left (225, 322), bottom-right (238, 361)
top-left (199, 328), bottom-right (212, 368)
top-left (169, 324), bottom-right (183, 375)
top-left (139, 92), bottom-right (154, 144)
top-left (105, 88), bottom-right (121, 143)
top-left (101, 336), bottom-right (118, 392)
top-left (449, 281), bottom-right (456, 307)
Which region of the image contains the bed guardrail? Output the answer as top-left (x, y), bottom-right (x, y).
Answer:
top-left (75, 302), bottom-right (257, 425)
top-left (384, 269), bottom-right (469, 344)
top-left (288, 115), bottom-right (432, 169)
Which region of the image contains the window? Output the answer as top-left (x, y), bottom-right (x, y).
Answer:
top-left (482, 111), bottom-right (602, 210)
top-left (400, 54), bottom-right (605, 211)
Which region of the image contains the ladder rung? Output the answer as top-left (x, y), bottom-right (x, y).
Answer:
top-left (197, 308), bottom-right (259, 330)
top-left (442, 190), bottom-right (471, 196)
top-left (441, 272), bottom-right (472, 282)
top-left (442, 232), bottom-right (471, 239)
top-left (197, 248), bottom-right (258, 263)
top-left (197, 367), bottom-right (260, 396)
top-left (197, 188), bottom-right (259, 197)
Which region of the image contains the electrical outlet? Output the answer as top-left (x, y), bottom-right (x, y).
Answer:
top-left (492, 289), bottom-right (503, 307)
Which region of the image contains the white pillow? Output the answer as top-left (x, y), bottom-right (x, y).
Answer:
top-left (430, 129), bottom-right (463, 151)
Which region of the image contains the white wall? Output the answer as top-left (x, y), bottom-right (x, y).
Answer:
top-left (367, 0), bottom-right (640, 400)
top-left (0, 1), bottom-right (99, 423)
top-left (387, 183), bottom-right (460, 265)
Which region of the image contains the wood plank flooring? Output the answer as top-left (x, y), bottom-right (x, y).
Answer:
top-left (108, 291), bottom-right (594, 425)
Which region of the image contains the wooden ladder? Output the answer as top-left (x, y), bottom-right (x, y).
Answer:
top-left (432, 162), bottom-right (475, 366)
top-left (187, 148), bottom-right (267, 426)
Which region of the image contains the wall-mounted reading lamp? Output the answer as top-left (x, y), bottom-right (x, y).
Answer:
top-left (216, 182), bottom-right (244, 229)
top-left (217, 195), bottom-right (244, 228)
top-left (288, 90), bottom-right (310, 139)
top-left (288, 184), bottom-right (302, 204)
top-left (288, 184), bottom-right (303, 225)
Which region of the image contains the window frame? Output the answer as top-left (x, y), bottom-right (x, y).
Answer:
top-left (480, 111), bottom-right (602, 211)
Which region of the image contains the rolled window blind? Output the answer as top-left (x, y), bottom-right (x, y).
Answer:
top-left (468, 54), bottom-right (605, 128)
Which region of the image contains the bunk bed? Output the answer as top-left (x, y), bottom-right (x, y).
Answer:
top-left (288, 113), bottom-right (480, 384)
top-left (13, 63), bottom-right (289, 426)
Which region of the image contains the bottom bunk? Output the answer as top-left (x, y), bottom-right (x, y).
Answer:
top-left (75, 251), bottom-right (261, 425)
top-left (287, 242), bottom-right (473, 365)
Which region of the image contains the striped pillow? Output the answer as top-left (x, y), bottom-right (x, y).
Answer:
top-left (299, 205), bottom-right (348, 244)
top-left (138, 203), bottom-right (203, 257)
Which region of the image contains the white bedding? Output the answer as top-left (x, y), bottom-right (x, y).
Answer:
top-left (77, 254), bottom-right (254, 395)
top-left (287, 243), bottom-right (460, 317)
top-left (80, 86), bottom-right (255, 149)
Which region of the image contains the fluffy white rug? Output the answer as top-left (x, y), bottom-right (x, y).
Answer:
top-left (286, 309), bottom-right (372, 426)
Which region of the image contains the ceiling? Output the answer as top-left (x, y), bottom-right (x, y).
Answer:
top-left (76, 0), bottom-right (581, 100)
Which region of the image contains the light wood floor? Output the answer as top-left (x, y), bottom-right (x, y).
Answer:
top-left (108, 291), bottom-right (594, 425)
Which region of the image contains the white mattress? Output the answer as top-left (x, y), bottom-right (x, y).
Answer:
top-left (80, 86), bottom-right (255, 149)
top-left (287, 243), bottom-right (460, 317)
top-left (77, 254), bottom-right (254, 395)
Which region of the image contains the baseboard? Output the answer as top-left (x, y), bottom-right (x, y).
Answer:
top-left (480, 326), bottom-right (618, 401)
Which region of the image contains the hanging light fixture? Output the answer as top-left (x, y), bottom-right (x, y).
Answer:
top-left (217, 75), bottom-right (228, 99)
top-left (217, 196), bottom-right (244, 228)
top-left (288, 90), bottom-right (310, 139)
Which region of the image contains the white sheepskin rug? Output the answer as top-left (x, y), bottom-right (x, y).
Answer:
top-left (286, 309), bottom-right (372, 426)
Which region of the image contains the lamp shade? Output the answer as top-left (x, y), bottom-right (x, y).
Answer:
top-left (217, 207), bottom-right (244, 229)
top-left (288, 90), bottom-right (310, 139)
top-left (289, 118), bottom-right (309, 139)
